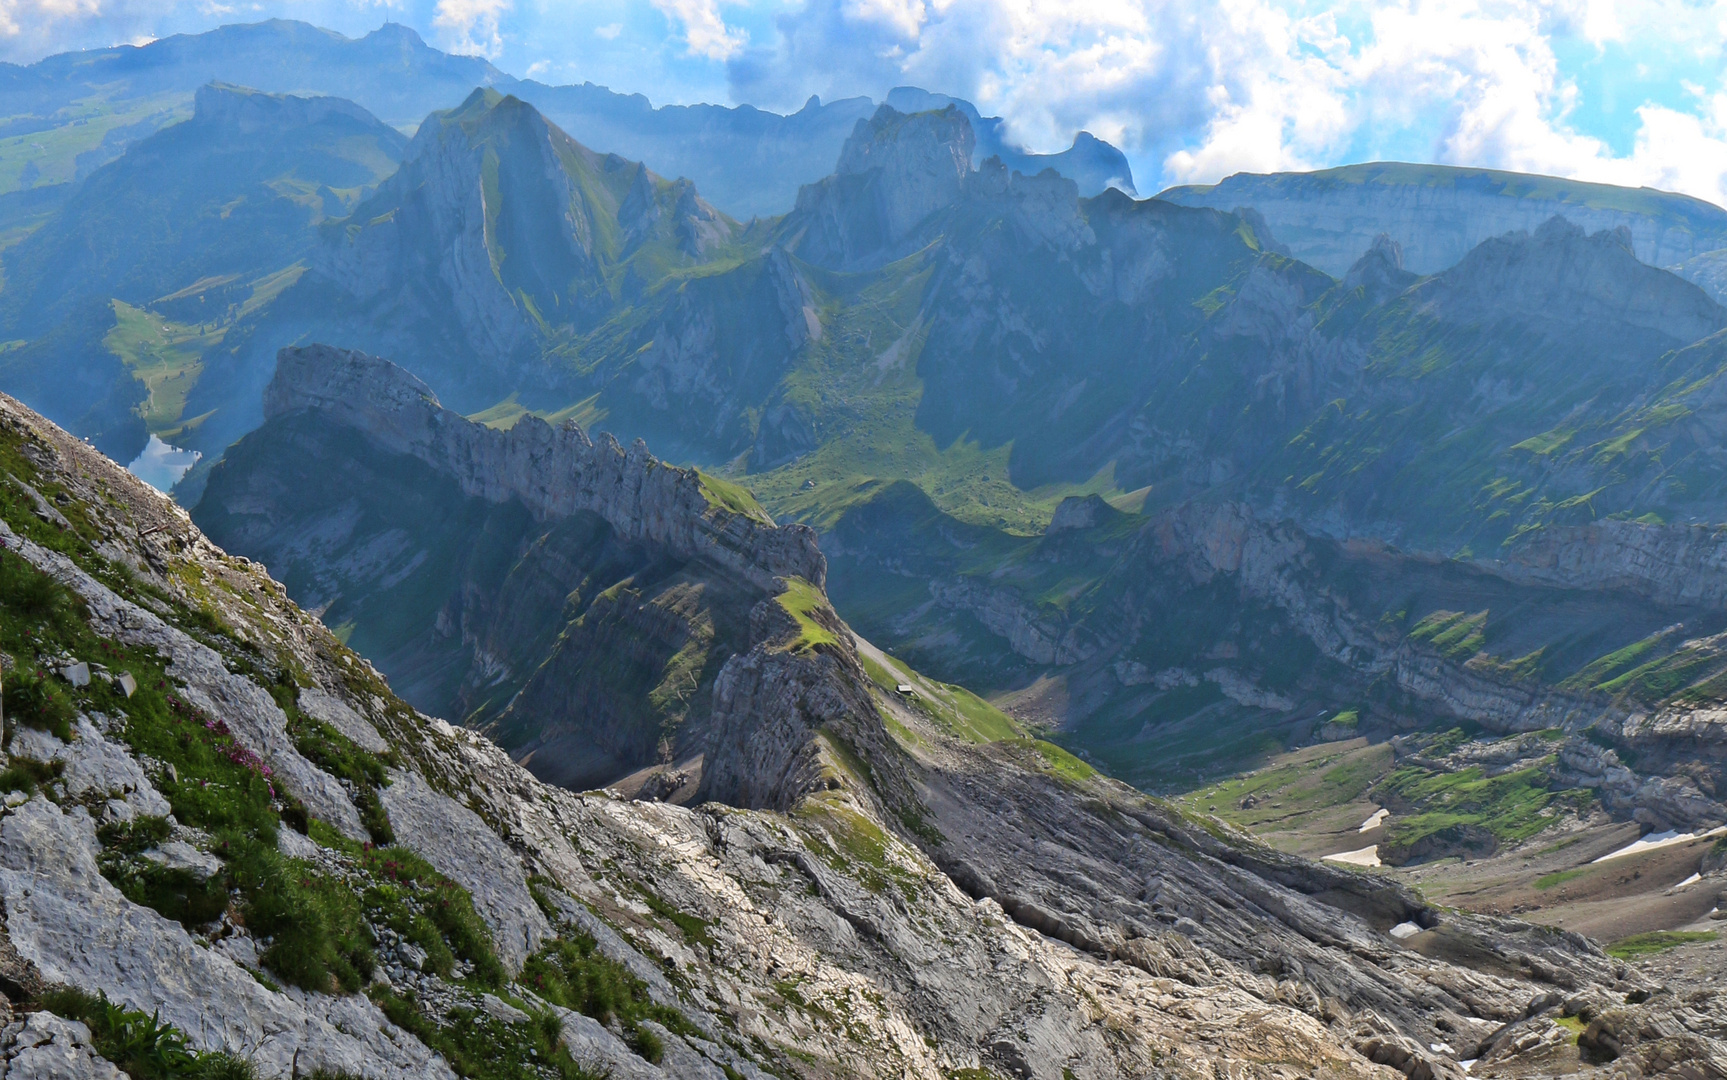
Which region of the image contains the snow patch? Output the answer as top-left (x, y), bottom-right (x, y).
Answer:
top-left (1592, 826), bottom-right (1727, 864)
top-left (1323, 844), bottom-right (1381, 867)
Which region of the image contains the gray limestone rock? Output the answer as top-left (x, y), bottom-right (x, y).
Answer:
top-left (8, 728), bottom-right (62, 764)
top-left (0, 520), bottom-right (368, 841)
top-left (141, 840), bottom-right (223, 881)
top-left (297, 687), bottom-right (388, 753)
top-left (377, 769), bottom-right (550, 973)
top-left (54, 718), bottom-right (172, 819)
top-left (553, 1007), bottom-right (661, 1080)
top-left (263, 345), bottom-right (824, 595)
top-left (0, 1011), bottom-right (124, 1080)
top-left (0, 798), bottom-right (453, 1079)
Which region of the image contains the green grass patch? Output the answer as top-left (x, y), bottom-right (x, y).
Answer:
top-left (1533, 867), bottom-right (1592, 891)
top-left (1605, 930), bottom-right (1719, 960)
top-left (38, 986), bottom-right (260, 1079)
top-left (1001, 738), bottom-right (1095, 783)
top-left (371, 986), bottom-right (602, 1080)
top-left (285, 710), bottom-right (397, 844)
top-left (521, 933), bottom-right (700, 1062)
top-left (861, 648), bottom-right (1022, 744)
top-left (232, 844), bottom-right (376, 994)
top-left (359, 846), bottom-right (504, 987)
top-left (1377, 762), bottom-right (1576, 855)
top-left (104, 299), bottom-right (219, 436)
top-left (775, 576), bottom-right (839, 653)
top-left (697, 469), bottom-right (772, 523)
top-left (1408, 610), bottom-right (1488, 661)
top-left (628, 881), bottom-right (715, 949)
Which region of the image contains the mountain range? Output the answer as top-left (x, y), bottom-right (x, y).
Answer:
top-left (5, 16), bottom-right (1727, 1077)
top-left (0, 19), bottom-right (1133, 222)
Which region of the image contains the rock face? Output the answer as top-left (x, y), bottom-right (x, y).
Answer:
top-left (1673, 246), bottom-right (1727, 304)
top-left (1505, 519), bottom-right (1727, 606)
top-left (0, 798), bottom-right (453, 1078)
top-left (377, 769), bottom-right (551, 971)
top-left (882, 86), bottom-right (1137, 198)
top-left (260, 344), bottom-right (823, 592)
top-left (201, 343), bottom-right (844, 792)
top-left (220, 88), bottom-right (740, 424)
top-left (1159, 161), bottom-right (1727, 274)
top-left (1413, 216), bottom-right (1725, 342)
top-left (789, 104), bottom-right (976, 268)
top-left (0, 82), bottom-right (408, 463)
top-left (0, 1010), bottom-right (126, 1079)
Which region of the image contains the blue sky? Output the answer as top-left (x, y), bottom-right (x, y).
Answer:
top-left (4, 1), bottom-right (1727, 202)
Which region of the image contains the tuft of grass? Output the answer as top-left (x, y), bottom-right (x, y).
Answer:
top-left (0, 754), bottom-right (61, 795)
top-left (7, 664), bottom-right (77, 742)
top-left (286, 711), bottom-right (396, 844)
top-left (360, 846), bottom-right (504, 987)
top-left (230, 842), bottom-right (375, 994)
top-left (37, 986), bottom-right (258, 1079)
top-left (1534, 867), bottom-right (1592, 891)
top-left (1605, 930), bottom-right (1719, 960)
top-left (370, 986), bottom-right (604, 1080)
top-left (696, 470), bottom-right (772, 523)
top-left (522, 933), bottom-right (698, 1062)
top-left (775, 576), bottom-right (839, 653)
top-left (629, 881), bottom-right (714, 948)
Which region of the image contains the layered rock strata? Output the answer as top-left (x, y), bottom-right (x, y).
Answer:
top-left (264, 344), bottom-right (824, 593)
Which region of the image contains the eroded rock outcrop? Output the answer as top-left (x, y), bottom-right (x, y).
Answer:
top-left (262, 344), bottom-right (824, 593)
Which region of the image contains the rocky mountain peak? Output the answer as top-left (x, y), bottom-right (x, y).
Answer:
top-left (311, 88), bottom-right (736, 399)
top-left (835, 103), bottom-right (975, 187)
top-left (670, 176), bottom-right (730, 257)
top-left (788, 104), bottom-right (978, 268)
top-left (1341, 232), bottom-right (1417, 302)
top-left (1414, 213), bottom-right (1727, 341)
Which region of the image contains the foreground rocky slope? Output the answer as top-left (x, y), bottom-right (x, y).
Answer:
top-left (6, 387), bottom-right (1722, 1076)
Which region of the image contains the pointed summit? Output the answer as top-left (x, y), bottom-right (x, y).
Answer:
top-left (1341, 233), bottom-right (1416, 303)
top-left (314, 89), bottom-right (737, 395)
top-left (788, 104), bottom-right (976, 268)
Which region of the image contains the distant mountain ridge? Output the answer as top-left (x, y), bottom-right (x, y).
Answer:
top-left (1160, 161), bottom-right (1727, 275)
top-left (0, 18), bottom-right (1134, 220)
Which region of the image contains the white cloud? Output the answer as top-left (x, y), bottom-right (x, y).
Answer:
top-left (723, 0), bottom-right (1727, 206)
top-left (434, 0), bottom-right (509, 59)
top-left (651, 0), bottom-right (746, 61)
top-left (0, 0), bottom-right (1724, 207)
top-left (0, 0), bottom-right (102, 41)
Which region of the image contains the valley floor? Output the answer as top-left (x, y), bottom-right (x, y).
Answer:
top-left (1175, 737), bottom-right (1727, 956)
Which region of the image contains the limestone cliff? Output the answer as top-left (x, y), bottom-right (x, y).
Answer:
top-left (261, 344), bottom-right (823, 592)
top-left (200, 344), bottom-right (836, 794)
